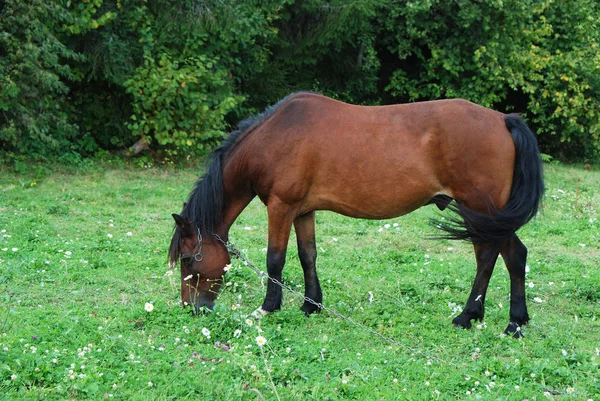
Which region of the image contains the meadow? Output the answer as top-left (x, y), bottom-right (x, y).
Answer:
top-left (0, 161), bottom-right (598, 400)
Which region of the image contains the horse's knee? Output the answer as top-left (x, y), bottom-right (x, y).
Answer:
top-left (267, 250), bottom-right (286, 273)
top-left (298, 241), bottom-right (317, 266)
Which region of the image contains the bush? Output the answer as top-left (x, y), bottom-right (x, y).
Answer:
top-left (380, 0), bottom-right (600, 159)
top-left (125, 51), bottom-right (240, 151)
top-left (0, 0), bottom-right (80, 157)
top-left (1, 0), bottom-right (599, 161)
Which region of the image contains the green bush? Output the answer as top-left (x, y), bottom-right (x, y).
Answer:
top-left (380, 0), bottom-right (600, 159)
top-left (0, 0), bottom-right (80, 157)
top-left (0, 0), bottom-right (599, 161)
top-left (125, 51), bottom-right (240, 151)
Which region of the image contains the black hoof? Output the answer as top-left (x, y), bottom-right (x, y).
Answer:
top-left (504, 321), bottom-right (524, 338)
top-left (300, 302), bottom-right (322, 316)
top-left (452, 314), bottom-right (472, 329)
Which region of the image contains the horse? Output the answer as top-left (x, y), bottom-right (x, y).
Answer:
top-left (169, 92), bottom-right (544, 338)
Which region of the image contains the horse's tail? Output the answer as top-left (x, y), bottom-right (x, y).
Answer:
top-left (437, 113), bottom-right (545, 244)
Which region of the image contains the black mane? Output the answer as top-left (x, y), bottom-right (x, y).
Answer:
top-left (169, 92), bottom-right (313, 265)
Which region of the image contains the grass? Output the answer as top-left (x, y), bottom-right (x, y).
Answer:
top-left (0, 161), bottom-right (598, 400)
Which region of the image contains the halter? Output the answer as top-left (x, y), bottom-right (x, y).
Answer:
top-left (188, 228), bottom-right (232, 263)
top-left (193, 228), bottom-right (203, 262)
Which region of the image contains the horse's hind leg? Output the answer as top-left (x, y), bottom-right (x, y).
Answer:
top-left (453, 242), bottom-right (500, 329)
top-left (294, 212), bottom-right (322, 316)
top-left (500, 233), bottom-right (529, 338)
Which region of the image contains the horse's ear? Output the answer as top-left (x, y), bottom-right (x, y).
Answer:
top-left (172, 214), bottom-right (194, 237)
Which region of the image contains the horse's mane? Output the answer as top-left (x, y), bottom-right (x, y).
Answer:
top-left (169, 92), bottom-right (314, 265)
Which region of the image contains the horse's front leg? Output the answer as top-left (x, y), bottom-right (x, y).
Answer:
top-left (255, 198), bottom-right (296, 316)
top-left (294, 211), bottom-right (322, 316)
top-left (500, 234), bottom-right (529, 338)
top-left (453, 242), bottom-right (500, 329)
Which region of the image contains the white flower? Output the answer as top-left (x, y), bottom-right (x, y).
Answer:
top-left (534, 297), bottom-right (543, 303)
top-left (144, 303), bottom-right (154, 312)
top-left (11, 374), bottom-right (17, 381)
top-left (528, 282), bottom-right (534, 288)
top-left (11, 248), bottom-right (18, 252)
top-left (223, 264), bottom-right (232, 272)
top-left (126, 232), bottom-right (133, 236)
top-left (201, 327), bottom-right (210, 338)
top-left (148, 381), bottom-right (153, 387)
top-left (562, 349), bottom-right (568, 356)
top-left (165, 270), bottom-right (174, 277)
top-left (65, 251), bottom-right (72, 256)
top-left (183, 274), bottom-right (193, 281)
top-left (246, 319), bottom-right (253, 326)
top-left (233, 329), bottom-right (242, 338)
top-left (106, 233), bottom-right (113, 238)
top-left (255, 336), bottom-right (267, 346)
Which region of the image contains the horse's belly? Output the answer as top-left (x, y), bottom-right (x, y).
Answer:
top-left (310, 181), bottom-right (439, 219)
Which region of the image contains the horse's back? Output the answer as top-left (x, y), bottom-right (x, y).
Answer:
top-left (245, 93), bottom-right (515, 218)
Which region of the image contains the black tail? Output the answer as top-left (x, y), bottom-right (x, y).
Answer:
top-left (437, 114), bottom-right (545, 244)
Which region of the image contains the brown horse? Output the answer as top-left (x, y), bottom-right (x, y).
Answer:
top-left (169, 92), bottom-right (544, 337)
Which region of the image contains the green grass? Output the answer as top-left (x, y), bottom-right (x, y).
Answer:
top-left (0, 162), bottom-right (598, 400)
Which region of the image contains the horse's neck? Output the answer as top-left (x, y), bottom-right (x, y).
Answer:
top-left (217, 160), bottom-right (256, 239)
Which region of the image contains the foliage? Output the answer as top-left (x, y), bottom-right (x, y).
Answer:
top-left (120, 0), bottom-right (276, 152)
top-left (0, 0), bottom-right (80, 157)
top-left (380, 0), bottom-right (600, 159)
top-left (124, 51), bottom-right (239, 151)
top-left (0, 162), bottom-right (599, 399)
top-left (248, 0), bottom-right (383, 105)
top-left (1, 0), bottom-right (599, 161)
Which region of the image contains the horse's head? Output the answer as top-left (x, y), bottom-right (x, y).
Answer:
top-left (170, 214), bottom-right (230, 313)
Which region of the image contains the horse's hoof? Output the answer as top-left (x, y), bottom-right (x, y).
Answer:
top-left (251, 307), bottom-right (271, 319)
top-left (504, 321), bottom-right (524, 338)
top-left (452, 314), bottom-right (472, 329)
top-left (300, 302), bottom-right (322, 316)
